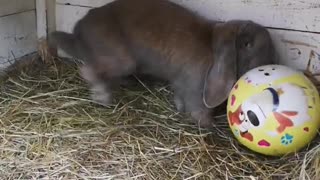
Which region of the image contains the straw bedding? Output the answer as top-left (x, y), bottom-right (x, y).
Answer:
top-left (0, 53), bottom-right (319, 180)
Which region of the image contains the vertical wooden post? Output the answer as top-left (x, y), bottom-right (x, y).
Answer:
top-left (46, 0), bottom-right (56, 34)
top-left (36, 0), bottom-right (58, 58)
top-left (36, 0), bottom-right (47, 39)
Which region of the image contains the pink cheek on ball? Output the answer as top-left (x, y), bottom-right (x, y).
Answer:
top-left (303, 127), bottom-right (309, 132)
top-left (230, 84), bottom-right (238, 106)
top-left (258, 140), bottom-right (271, 147)
top-left (231, 95), bottom-right (236, 106)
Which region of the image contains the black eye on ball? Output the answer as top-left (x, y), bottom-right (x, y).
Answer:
top-left (247, 110), bottom-right (260, 126)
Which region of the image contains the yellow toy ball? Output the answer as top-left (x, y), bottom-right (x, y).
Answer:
top-left (227, 65), bottom-right (320, 156)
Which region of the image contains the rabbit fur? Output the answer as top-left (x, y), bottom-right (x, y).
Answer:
top-left (49, 0), bottom-right (277, 128)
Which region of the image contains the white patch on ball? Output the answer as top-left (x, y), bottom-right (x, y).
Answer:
top-left (243, 65), bottom-right (300, 86)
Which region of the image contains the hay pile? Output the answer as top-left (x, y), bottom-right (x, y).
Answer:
top-left (0, 55), bottom-right (319, 180)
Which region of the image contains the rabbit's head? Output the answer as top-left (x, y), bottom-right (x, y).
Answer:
top-left (203, 20), bottom-right (277, 109)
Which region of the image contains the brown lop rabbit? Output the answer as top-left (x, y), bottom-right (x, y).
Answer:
top-left (49, 0), bottom-right (277, 128)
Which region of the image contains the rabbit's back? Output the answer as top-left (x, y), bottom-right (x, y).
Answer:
top-left (73, 0), bottom-right (214, 79)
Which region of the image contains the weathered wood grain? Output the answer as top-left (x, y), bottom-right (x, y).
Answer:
top-left (57, 0), bottom-right (320, 32)
top-left (0, 11), bottom-right (37, 69)
top-left (55, 3), bottom-right (320, 77)
top-left (36, 0), bottom-right (47, 39)
top-left (0, 0), bottom-right (35, 17)
top-left (171, 0), bottom-right (320, 33)
top-left (57, 0), bottom-right (114, 7)
top-left (269, 30), bottom-right (320, 80)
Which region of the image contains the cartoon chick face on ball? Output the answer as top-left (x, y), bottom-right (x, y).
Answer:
top-left (227, 65), bottom-right (320, 156)
top-left (228, 83), bottom-right (310, 142)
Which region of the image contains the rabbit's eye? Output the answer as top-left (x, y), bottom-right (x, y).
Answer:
top-left (244, 41), bottom-right (252, 48)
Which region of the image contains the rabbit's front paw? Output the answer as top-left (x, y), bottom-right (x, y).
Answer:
top-left (174, 95), bottom-right (185, 112)
top-left (90, 83), bottom-right (112, 106)
top-left (191, 110), bottom-right (213, 128)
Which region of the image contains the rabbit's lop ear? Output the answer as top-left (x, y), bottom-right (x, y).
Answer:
top-left (203, 23), bottom-right (240, 108)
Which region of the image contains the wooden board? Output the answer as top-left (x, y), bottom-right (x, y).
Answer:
top-left (56, 4), bottom-right (90, 33)
top-left (172, 0), bottom-right (320, 33)
top-left (56, 0), bottom-right (114, 8)
top-left (55, 4), bottom-right (320, 71)
top-left (55, 4), bottom-right (91, 57)
top-left (36, 0), bottom-right (47, 39)
top-left (0, 11), bottom-right (37, 69)
top-left (47, 0), bottom-right (57, 34)
top-left (0, 0), bottom-right (35, 17)
top-left (269, 30), bottom-right (320, 80)
top-left (57, 0), bottom-right (320, 33)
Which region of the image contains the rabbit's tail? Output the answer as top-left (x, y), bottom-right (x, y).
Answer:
top-left (49, 31), bottom-right (80, 58)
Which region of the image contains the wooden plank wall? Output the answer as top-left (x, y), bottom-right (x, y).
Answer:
top-left (55, 0), bottom-right (320, 80)
top-left (0, 0), bottom-right (37, 70)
